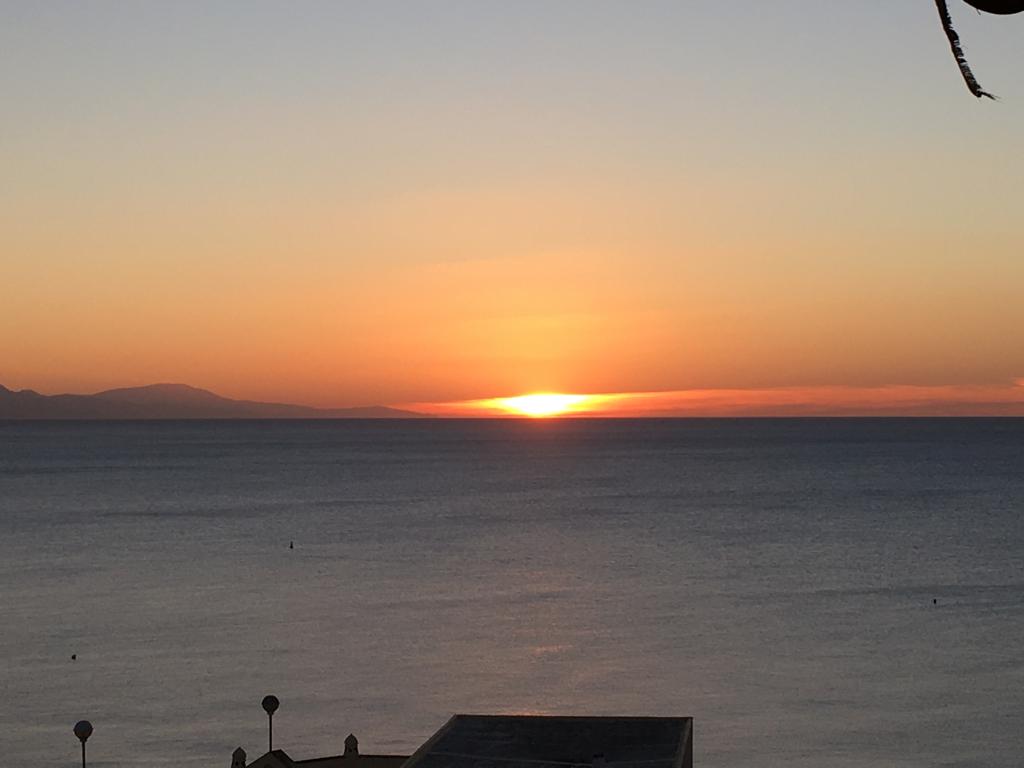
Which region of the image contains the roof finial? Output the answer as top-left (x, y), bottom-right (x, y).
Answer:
top-left (345, 733), bottom-right (360, 757)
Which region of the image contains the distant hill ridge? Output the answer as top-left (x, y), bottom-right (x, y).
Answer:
top-left (0, 382), bottom-right (426, 419)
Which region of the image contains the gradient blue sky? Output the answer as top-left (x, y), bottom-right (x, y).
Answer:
top-left (3, 2), bottom-right (1023, 410)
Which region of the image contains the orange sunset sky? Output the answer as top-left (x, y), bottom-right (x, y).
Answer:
top-left (3, 4), bottom-right (1024, 416)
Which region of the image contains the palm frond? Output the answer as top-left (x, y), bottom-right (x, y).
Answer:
top-left (936, 0), bottom-right (996, 99)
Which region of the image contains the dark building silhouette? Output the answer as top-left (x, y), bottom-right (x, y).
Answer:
top-left (242, 733), bottom-right (408, 768)
top-left (235, 715), bottom-right (693, 768)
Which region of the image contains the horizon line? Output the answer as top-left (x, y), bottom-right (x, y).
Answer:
top-left (5, 379), bottom-right (1024, 419)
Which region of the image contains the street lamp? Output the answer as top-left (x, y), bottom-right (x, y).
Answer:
top-left (73, 720), bottom-right (93, 768)
top-left (261, 695), bottom-right (280, 752)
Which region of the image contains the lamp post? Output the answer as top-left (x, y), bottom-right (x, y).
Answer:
top-left (73, 720), bottom-right (93, 768)
top-left (261, 695), bottom-right (280, 753)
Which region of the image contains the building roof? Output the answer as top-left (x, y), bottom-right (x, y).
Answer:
top-left (247, 749), bottom-right (298, 768)
top-left (297, 755), bottom-right (409, 768)
top-left (401, 715), bottom-right (693, 768)
top-left (246, 748), bottom-right (407, 768)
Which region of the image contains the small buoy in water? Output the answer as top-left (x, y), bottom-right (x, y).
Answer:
top-left (289, 541), bottom-right (294, 550)
top-left (933, 598), bottom-right (938, 605)
top-left (71, 654), bottom-right (76, 660)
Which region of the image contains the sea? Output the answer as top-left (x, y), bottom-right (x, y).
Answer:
top-left (1, 419), bottom-right (1022, 768)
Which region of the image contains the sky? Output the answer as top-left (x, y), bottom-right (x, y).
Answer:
top-left (2, 1), bottom-right (1024, 415)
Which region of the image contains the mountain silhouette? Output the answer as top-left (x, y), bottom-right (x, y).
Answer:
top-left (0, 383), bottom-right (426, 420)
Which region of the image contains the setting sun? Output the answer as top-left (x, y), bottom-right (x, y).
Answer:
top-left (491, 393), bottom-right (592, 417)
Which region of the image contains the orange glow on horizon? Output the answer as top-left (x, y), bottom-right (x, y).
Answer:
top-left (410, 391), bottom-right (627, 418)
top-left (403, 382), bottom-right (1024, 418)
top-left (486, 393), bottom-right (593, 417)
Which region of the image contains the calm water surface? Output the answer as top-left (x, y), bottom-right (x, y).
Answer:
top-left (1, 419), bottom-right (1022, 768)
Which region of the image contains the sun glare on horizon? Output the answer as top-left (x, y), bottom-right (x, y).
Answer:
top-left (491, 393), bottom-right (593, 417)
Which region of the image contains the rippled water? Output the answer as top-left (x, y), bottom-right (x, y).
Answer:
top-left (1, 419), bottom-right (1023, 768)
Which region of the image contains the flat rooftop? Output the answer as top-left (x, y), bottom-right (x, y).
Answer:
top-left (401, 715), bottom-right (693, 768)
